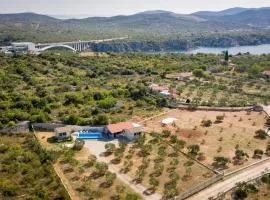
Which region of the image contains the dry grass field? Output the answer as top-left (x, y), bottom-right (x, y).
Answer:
top-left (35, 131), bottom-right (62, 150)
top-left (105, 133), bottom-right (215, 198)
top-left (143, 109), bottom-right (270, 172)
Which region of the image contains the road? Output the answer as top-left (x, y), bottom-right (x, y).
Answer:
top-left (187, 159), bottom-right (270, 200)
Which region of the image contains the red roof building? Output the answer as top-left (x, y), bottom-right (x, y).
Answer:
top-left (263, 70), bottom-right (270, 76)
top-left (106, 122), bottom-right (133, 134)
top-left (149, 84), bottom-right (169, 92)
top-left (105, 122), bottom-right (143, 139)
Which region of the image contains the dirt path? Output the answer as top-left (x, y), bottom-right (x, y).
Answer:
top-left (187, 160), bottom-right (270, 200)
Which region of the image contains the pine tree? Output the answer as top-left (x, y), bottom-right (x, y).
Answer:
top-left (224, 50), bottom-right (229, 62)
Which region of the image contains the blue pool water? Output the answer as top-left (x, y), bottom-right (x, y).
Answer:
top-left (77, 132), bottom-right (103, 139)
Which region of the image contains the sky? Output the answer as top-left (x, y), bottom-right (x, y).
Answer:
top-left (1, 0), bottom-right (269, 17)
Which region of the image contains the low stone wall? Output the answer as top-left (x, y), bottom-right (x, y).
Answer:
top-left (32, 123), bottom-right (64, 131)
top-left (0, 121), bottom-right (30, 133)
top-left (224, 157), bottom-right (270, 177)
top-left (175, 174), bottom-right (223, 200)
top-left (178, 105), bottom-right (254, 112)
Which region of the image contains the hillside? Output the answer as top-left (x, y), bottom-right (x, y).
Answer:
top-left (194, 7), bottom-right (270, 27)
top-left (0, 133), bottom-right (70, 199)
top-left (0, 52), bottom-right (270, 128)
top-left (0, 12), bottom-right (59, 23)
top-left (193, 7), bottom-right (250, 17)
top-left (0, 7), bottom-right (270, 50)
top-left (214, 8), bottom-right (270, 27)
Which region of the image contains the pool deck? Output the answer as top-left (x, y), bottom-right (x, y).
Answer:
top-left (73, 131), bottom-right (107, 140)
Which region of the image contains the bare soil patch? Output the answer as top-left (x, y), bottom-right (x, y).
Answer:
top-left (177, 129), bottom-right (203, 140)
top-left (143, 109), bottom-right (270, 172)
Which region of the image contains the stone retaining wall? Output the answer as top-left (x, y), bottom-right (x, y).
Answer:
top-left (0, 121), bottom-right (30, 133)
top-left (32, 123), bottom-right (64, 131)
top-left (178, 105), bottom-right (254, 112)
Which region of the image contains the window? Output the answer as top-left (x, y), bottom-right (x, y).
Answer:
top-left (59, 132), bottom-right (67, 137)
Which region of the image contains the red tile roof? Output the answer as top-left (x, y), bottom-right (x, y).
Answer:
top-left (107, 122), bottom-right (133, 134)
top-left (150, 85), bottom-right (169, 91)
top-left (263, 70), bottom-right (270, 76)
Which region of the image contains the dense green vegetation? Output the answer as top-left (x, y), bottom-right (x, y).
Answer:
top-left (0, 132), bottom-right (69, 199)
top-left (0, 52), bottom-right (269, 128)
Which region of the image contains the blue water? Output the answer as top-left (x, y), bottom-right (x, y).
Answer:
top-left (185, 44), bottom-right (270, 55)
top-left (77, 132), bottom-right (103, 139)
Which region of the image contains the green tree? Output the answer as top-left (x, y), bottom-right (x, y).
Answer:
top-left (105, 171), bottom-right (116, 186)
top-left (94, 162), bottom-right (108, 177)
top-left (253, 149), bottom-right (264, 159)
top-left (224, 50), bottom-right (229, 62)
top-left (92, 113), bottom-right (109, 125)
top-left (104, 143), bottom-right (116, 155)
top-left (149, 177), bottom-right (159, 188)
top-left (98, 97), bottom-right (117, 109)
top-left (234, 149), bottom-right (249, 164)
top-left (124, 193), bottom-right (140, 200)
top-left (85, 155), bottom-right (97, 167)
top-left (266, 142), bottom-right (270, 156)
top-left (73, 139), bottom-right (85, 151)
top-left (201, 120), bottom-right (212, 127)
top-left (254, 129), bottom-right (267, 139)
top-left (64, 114), bottom-right (81, 125)
top-left (187, 144), bottom-right (200, 158)
top-left (193, 69), bottom-right (204, 78)
top-left (212, 156), bottom-right (231, 168)
top-left (266, 117), bottom-right (270, 126)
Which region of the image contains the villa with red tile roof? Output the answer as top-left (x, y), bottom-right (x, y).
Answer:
top-left (263, 70), bottom-right (270, 77)
top-left (105, 122), bottom-right (143, 140)
top-left (149, 84), bottom-right (169, 92)
top-left (149, 83), bottom-right (177, 98)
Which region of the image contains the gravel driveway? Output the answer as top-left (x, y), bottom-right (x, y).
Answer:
top-left (84, 139), bottom-right (119, 157)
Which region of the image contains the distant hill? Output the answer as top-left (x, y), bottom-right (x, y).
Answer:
top-left (0, 12), bottom-right (59, 23)
top-left (194, 7), bottom-right (270, 27)
top-left (136, 10), bottom-right (173, 15)
top-left (214, 8), bottom-right (270, 27)
top-left (193, 7), bottom-right (249, 17)
top-left (62, 10), bottom-right (251, 38)
top-left (0, 8), bottom-right (270, 49)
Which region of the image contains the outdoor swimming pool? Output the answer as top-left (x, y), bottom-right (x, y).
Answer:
top-left (76, 131), bottom-right (103, 139)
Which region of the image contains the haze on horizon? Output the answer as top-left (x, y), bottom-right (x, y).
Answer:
top-left (1, 0), bottom-right (270, 18)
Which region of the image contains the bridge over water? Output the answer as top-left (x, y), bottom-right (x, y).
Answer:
top-left (9, 37), bottom-right (128, 53)
top-left (35, 37), bottom-right (128, 52)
